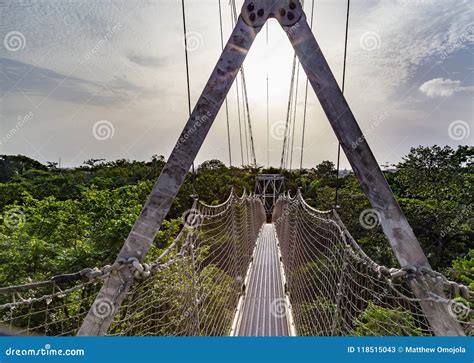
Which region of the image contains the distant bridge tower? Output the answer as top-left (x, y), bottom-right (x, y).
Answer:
top-left (254, 174), bottom-right (285, 216)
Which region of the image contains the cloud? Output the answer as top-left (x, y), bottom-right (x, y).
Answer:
top-left (0, 58), bottom-right (148, 106)
top-left (0, 0), bottom-right (472, 167)
top-left (127, 54), bottom-right (163, 68)
top-left (342, 1), bottom-right (473, 101)
top-left (419, 77), bottom-right (474, 97)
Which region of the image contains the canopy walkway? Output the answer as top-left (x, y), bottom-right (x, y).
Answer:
top-left (0, 0), bottom-right (472, 337)
top-left (233, 224), bottom-right (292, 336)
top-left (0, 191), bottom-right (471, 336)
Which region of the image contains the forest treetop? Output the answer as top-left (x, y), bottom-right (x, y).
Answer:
top-left (0, 145), bottom-right (471, 289)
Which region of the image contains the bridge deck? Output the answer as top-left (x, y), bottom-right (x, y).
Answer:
top-left (236, 224), bottom-right (290, 336)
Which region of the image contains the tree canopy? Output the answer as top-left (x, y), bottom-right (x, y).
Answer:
top-left (0, 145), bottom-right (472, 288)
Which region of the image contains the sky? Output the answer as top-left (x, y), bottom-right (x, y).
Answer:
top-left (0, 0), bottom-right (472, 169)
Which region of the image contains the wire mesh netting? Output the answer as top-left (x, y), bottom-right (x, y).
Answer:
top-left (0, 280), bottom-right (101, 336)
top-left (0, 192), bottom-right (265, 336)
top-left (273, 191), bottom-right (473, 336)
top-left (108, 192), bottom-right (266, 336)
top-left (1, 189), bottom-right (471, 337)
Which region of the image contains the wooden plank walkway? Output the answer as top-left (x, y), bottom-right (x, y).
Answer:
top-left (235, 224), bottom-right (290, 336)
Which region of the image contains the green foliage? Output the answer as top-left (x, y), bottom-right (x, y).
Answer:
top-left (0, 155), bottom-right (47, 183)
top-left (352, 301), bottom-right (428, 336)
top-left (297, 299), bottom-right (336, 336)
top-left (393, 145), bottom-right (472, 202)
top-left (0, 145), bottom-right (471, 292)
top-left (450, 250), bottom-right (474, 290)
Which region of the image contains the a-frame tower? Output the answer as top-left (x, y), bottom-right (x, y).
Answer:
top-left (79, 0), bottom-right (464, 336)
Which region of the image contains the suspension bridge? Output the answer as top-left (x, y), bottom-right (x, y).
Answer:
top-left (0, 189), bottom-right (471, 336)
top-left (0, 0), bottom-right (472, 337)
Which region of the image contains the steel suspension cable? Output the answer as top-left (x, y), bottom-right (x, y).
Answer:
top-left (280, 53), bottom-right (298, 169)
top-left (230, 1), bottom-right (247, 166)
top-left (288, 0), bottom-right (309, 170)
top-left (289, 63), bottom-right (301, 170)
top-left (266, 22), bottom-right (270, 167)
top-left (241, 78), bottom-right (250, 165)
top-left (334, 0), bottom-right (351, 208)
top-left (218, 0), bottom-right (232, 166)
top-left (235, 71), bottom-right (245, 166)
top-left (240, 68), bottom-right (257, 168)
top-left (231, 0), bottom-right (257, 168)
top-left (299, 0), bottom-right (315, 170)
top-left (181, 0), bottom-right (195, 173)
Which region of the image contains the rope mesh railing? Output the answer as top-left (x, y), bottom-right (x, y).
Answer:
top-left (1, 188), bottom-right (471, 336)
top-left (109, 195), bottom-right (265, 336)
top-left (0, 279), bottom-right (101, 336)
top-left (0, 191), bottom-right (266, 336)
top-left (108, 192), bottom-right (265, 336)
top-left (273, 191), bottom-right (473, 336)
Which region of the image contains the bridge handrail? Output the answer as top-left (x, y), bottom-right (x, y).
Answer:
top-left (278, 191), bottom-right (391, 276)
top-left (0, 191), bottom-right (264, 296)
top-left (198, 187), bottom-right (235, 209)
